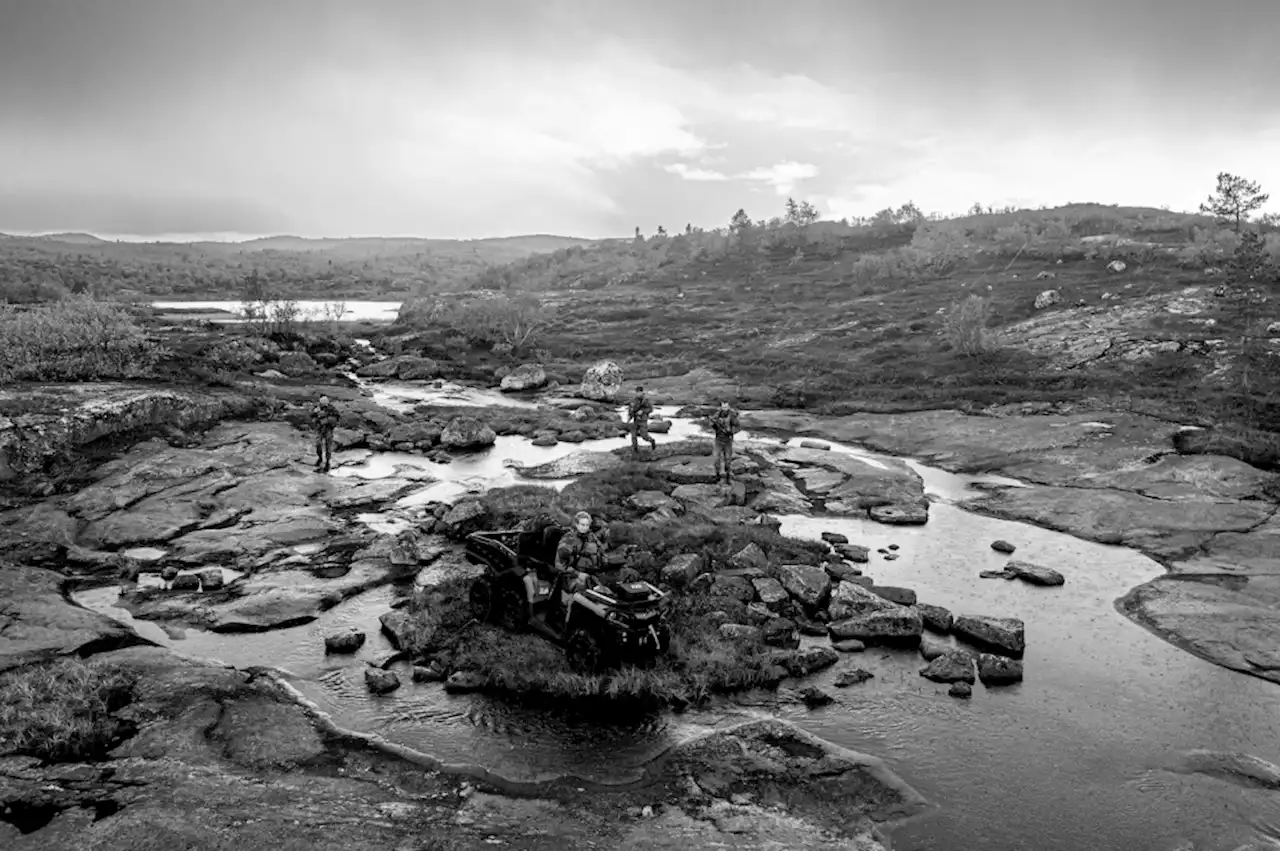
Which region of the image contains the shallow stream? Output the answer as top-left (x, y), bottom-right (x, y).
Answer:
top-left (74, 381), bottom-right (1280, 851)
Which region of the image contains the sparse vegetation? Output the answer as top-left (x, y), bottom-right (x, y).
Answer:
top-left (941, 294), bottom-right (995, 356)
top-left (0, 658), bottom-right (138, 762)
top-left (0, 296), bottom-right (165, 382)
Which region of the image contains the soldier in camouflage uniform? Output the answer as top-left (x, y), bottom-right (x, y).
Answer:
top-left (626, 386), bottom-right (658, 457)
top-left (552, 511), bottom-right (605, 627)
top-left (709, 399), bottom-right (740, 485)
top-left (310, 394), bottom-right (340, 473)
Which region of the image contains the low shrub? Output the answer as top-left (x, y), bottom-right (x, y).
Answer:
top-left (0, 658), bottom-right (138, 762)
top-left (0, 297), bottom-right (164, 382)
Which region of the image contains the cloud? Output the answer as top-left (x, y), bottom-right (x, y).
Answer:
top-left (664, 163), bottom-right (729, 182)
top-left (739, 161), bottom-right (820, 196)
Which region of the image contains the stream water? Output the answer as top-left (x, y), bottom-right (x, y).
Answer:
top-left (73, 382), bottom-right (1280, 851)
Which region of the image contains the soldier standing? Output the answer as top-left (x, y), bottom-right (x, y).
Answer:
top-left (310, 394), bottom-right (340, 473)
top-left (626, 386), bottom-right (658, 458)
top-left (709, 399), bottom-right (740, 485)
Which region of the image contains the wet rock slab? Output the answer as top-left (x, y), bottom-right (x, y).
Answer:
top-left (0, 563), bottom-right (149, 672)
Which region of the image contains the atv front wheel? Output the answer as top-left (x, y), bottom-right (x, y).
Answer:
top-left (469, 577), bottom-right (495, 622)
top-left (494, 583), bottom-right (529, 633)
top-left (566, 627), bottom-right (605, 675)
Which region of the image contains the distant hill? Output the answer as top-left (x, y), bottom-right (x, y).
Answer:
top-left (29, 232), bottom-right (109, 245)
top-left (0, 231), bottom-right (605, 302)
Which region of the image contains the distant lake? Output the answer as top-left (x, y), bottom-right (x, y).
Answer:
top-left (150, 300), bottom-right (403, 322)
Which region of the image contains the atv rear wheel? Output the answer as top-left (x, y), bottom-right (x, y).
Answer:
top-left (469, 576), bottom-right (495, 622)
top-left (566, 627), bottom-right (606, 675)
top-left (494, 583), bottom-right (529, 633)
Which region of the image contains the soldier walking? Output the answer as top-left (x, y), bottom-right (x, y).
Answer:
top-left (627, 386), bottom-right (658, 458)
top-left (709, 399), bottom-right (740, 485)
top-left (310, 394), bottom-right (340, 473)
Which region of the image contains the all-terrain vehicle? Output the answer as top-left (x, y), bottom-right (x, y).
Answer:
top-left (463, 520), bottom-right (673, 673)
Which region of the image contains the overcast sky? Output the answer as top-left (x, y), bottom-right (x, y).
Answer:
top-left (2, 0), bottom-right (1278, 241)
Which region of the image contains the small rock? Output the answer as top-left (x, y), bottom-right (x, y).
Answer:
top-left (412, 664), bottom-right (445, 683)
top-left (1006, 560), bottom-right (1066, 587)
top-left (832, 639), bottom-right (866, 653)
top-left (919, 634), bottom-right (950, 661)
top-left (444, 671), bottom-right (487, 694)
top-left (729, 543), bottom-right (768, 571)
top-left (834, 668), bottom-right (874, 687)
top-left (661, 553), bottom-right (703, 588)
top-left (834, 543), bottom-right (870, 563)
top-left (920, 651), bottom-right (975, 684)
top-left (761, 618), bottom-right (801, 650)
top-left (868, 504), bottom-right (928, 525)
top-left (887, 544), bottom-right (899, 551)
top-left (799, 685), bottom-right (834, 707)
top-left (977, 653), bottom-right (1024, 686)
top-left (531, 434), bottom-right (558, 447)
top-left (752, 577), bottom-right (790, 611)
top-left (883, 552), bottom-right (900, 561)
top-left (991, 540), bottom-right (1017, 554)
top-left (824, 561), bottom-right (862, 581)
top-left (198, 567), bottom-right (224, 590)
top-left (719, 623), bottom-right (762, 642)
top-left (871, 585), bottom-right (916, 606)
top-left (160, 566), bottom-right (179, 581)
top-left (324, 630), bottom-right (366, 654)
top-left (821, 532), bottom-right (849, 544)
top-left (799, 439), bottom-right (831, 450)
top-left (365, 668), bottom-right (401, 694)
top-left (948, 682), bottom-right (973, 699)
top-left (170, 573), bottom-right (200, 591)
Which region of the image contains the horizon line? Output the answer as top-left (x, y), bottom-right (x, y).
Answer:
top-left (0, 200), bottom-right (1222, 246)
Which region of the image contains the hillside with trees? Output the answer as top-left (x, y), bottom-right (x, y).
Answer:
top-left (392, 175), bottom-right (1279, 447)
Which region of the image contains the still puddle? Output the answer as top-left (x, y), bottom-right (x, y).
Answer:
top-left (73, 383), bottom-right (1280, 851)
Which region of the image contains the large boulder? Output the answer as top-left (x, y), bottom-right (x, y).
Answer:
top-left (440, 416), bottom-right (497, 450)
top-left (500, 363), bottom-right (548, 392)
top-left (953, 614), bottom-right (1026, 658)
top-left (776, 564), bottom-right (832, 609)
top-left (580, 360), bottom-right (624, 401)
top-left (828, 607), bottom-right (923, 646)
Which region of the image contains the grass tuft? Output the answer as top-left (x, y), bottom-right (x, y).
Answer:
top-left (0, 658), bottom-right (139, 762)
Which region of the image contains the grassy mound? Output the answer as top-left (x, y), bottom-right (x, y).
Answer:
top-left (412, 466), bottom-right (833, 707)
top-left (0, 658), bottom-right (139, 762)
top-left (0, 297), bottom-right (164, 383)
